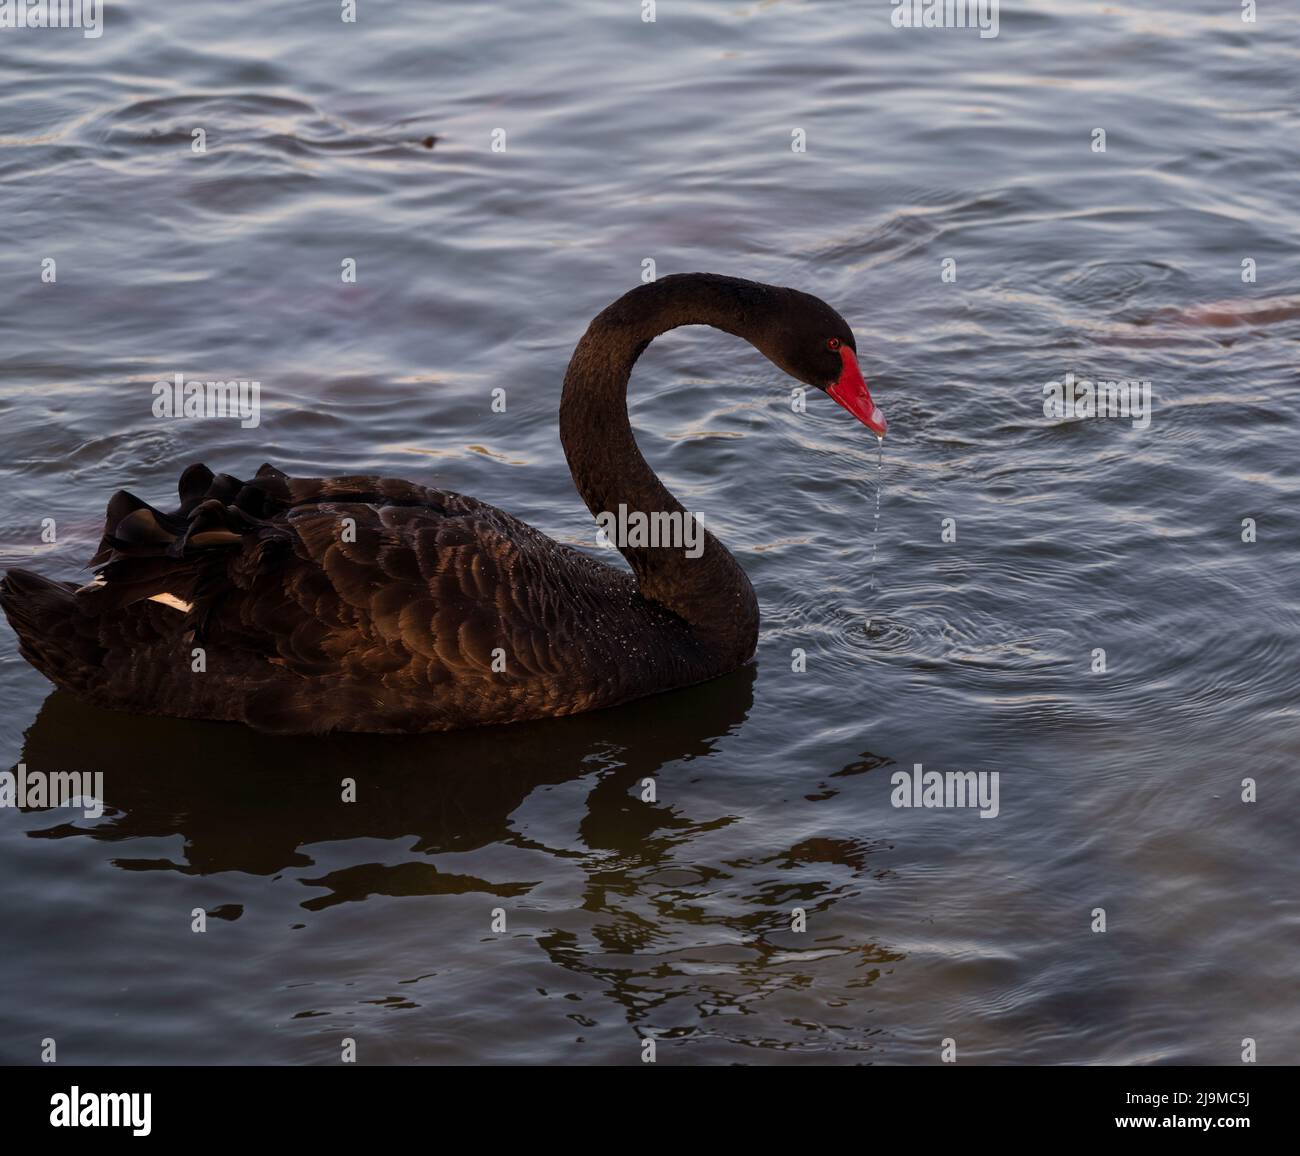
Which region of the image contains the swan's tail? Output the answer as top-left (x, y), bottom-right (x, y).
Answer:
top-left (0, 568), bottom-right (103, 693)
top-left (2, 463), bottom-right (294, 701)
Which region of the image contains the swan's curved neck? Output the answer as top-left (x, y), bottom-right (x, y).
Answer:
top-left (559, 275), bottom-right (774, 664)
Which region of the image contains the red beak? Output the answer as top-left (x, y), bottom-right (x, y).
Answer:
top-left (827, 346), bottom-right (886, 437)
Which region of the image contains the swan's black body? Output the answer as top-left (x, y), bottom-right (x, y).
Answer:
top-left (1, 274), bottom-right (875, 734)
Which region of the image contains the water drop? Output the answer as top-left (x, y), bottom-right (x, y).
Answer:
top-left (864, 436), bottom-right (883, 637)
top-left (869, 436), bottom-right (883, 593)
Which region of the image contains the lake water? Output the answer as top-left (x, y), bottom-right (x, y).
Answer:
top-left (0, 0), bottom-right (1297, 1065)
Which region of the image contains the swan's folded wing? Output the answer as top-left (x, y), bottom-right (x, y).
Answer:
top-left (277, 500), bottom-right (583, 682)
top-left (79, 461), bottom-right (611, 691)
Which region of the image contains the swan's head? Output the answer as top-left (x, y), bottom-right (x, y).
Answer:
top-left (762, 288), bottom-right (888, 438)
top-left (604, 274), bottom-right (888, 438)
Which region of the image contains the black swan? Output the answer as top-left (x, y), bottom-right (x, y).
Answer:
top-left (0, 273), bottom-right (886, 734)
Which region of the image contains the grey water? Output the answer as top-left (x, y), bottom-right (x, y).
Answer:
top-left (0, 0), bottom-right (1298, 1065)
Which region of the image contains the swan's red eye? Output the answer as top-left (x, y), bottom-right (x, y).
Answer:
top-left (826, 337), bottom-right (841, 351)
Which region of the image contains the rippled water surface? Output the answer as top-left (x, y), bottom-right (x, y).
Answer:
top-left (1, 1), bottom-right (1298, 1064)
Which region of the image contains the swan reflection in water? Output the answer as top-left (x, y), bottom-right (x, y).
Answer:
top-left (15, 663), bottom-right (757, 872)
top-left (11, 665), bottom-right (902, 1053)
